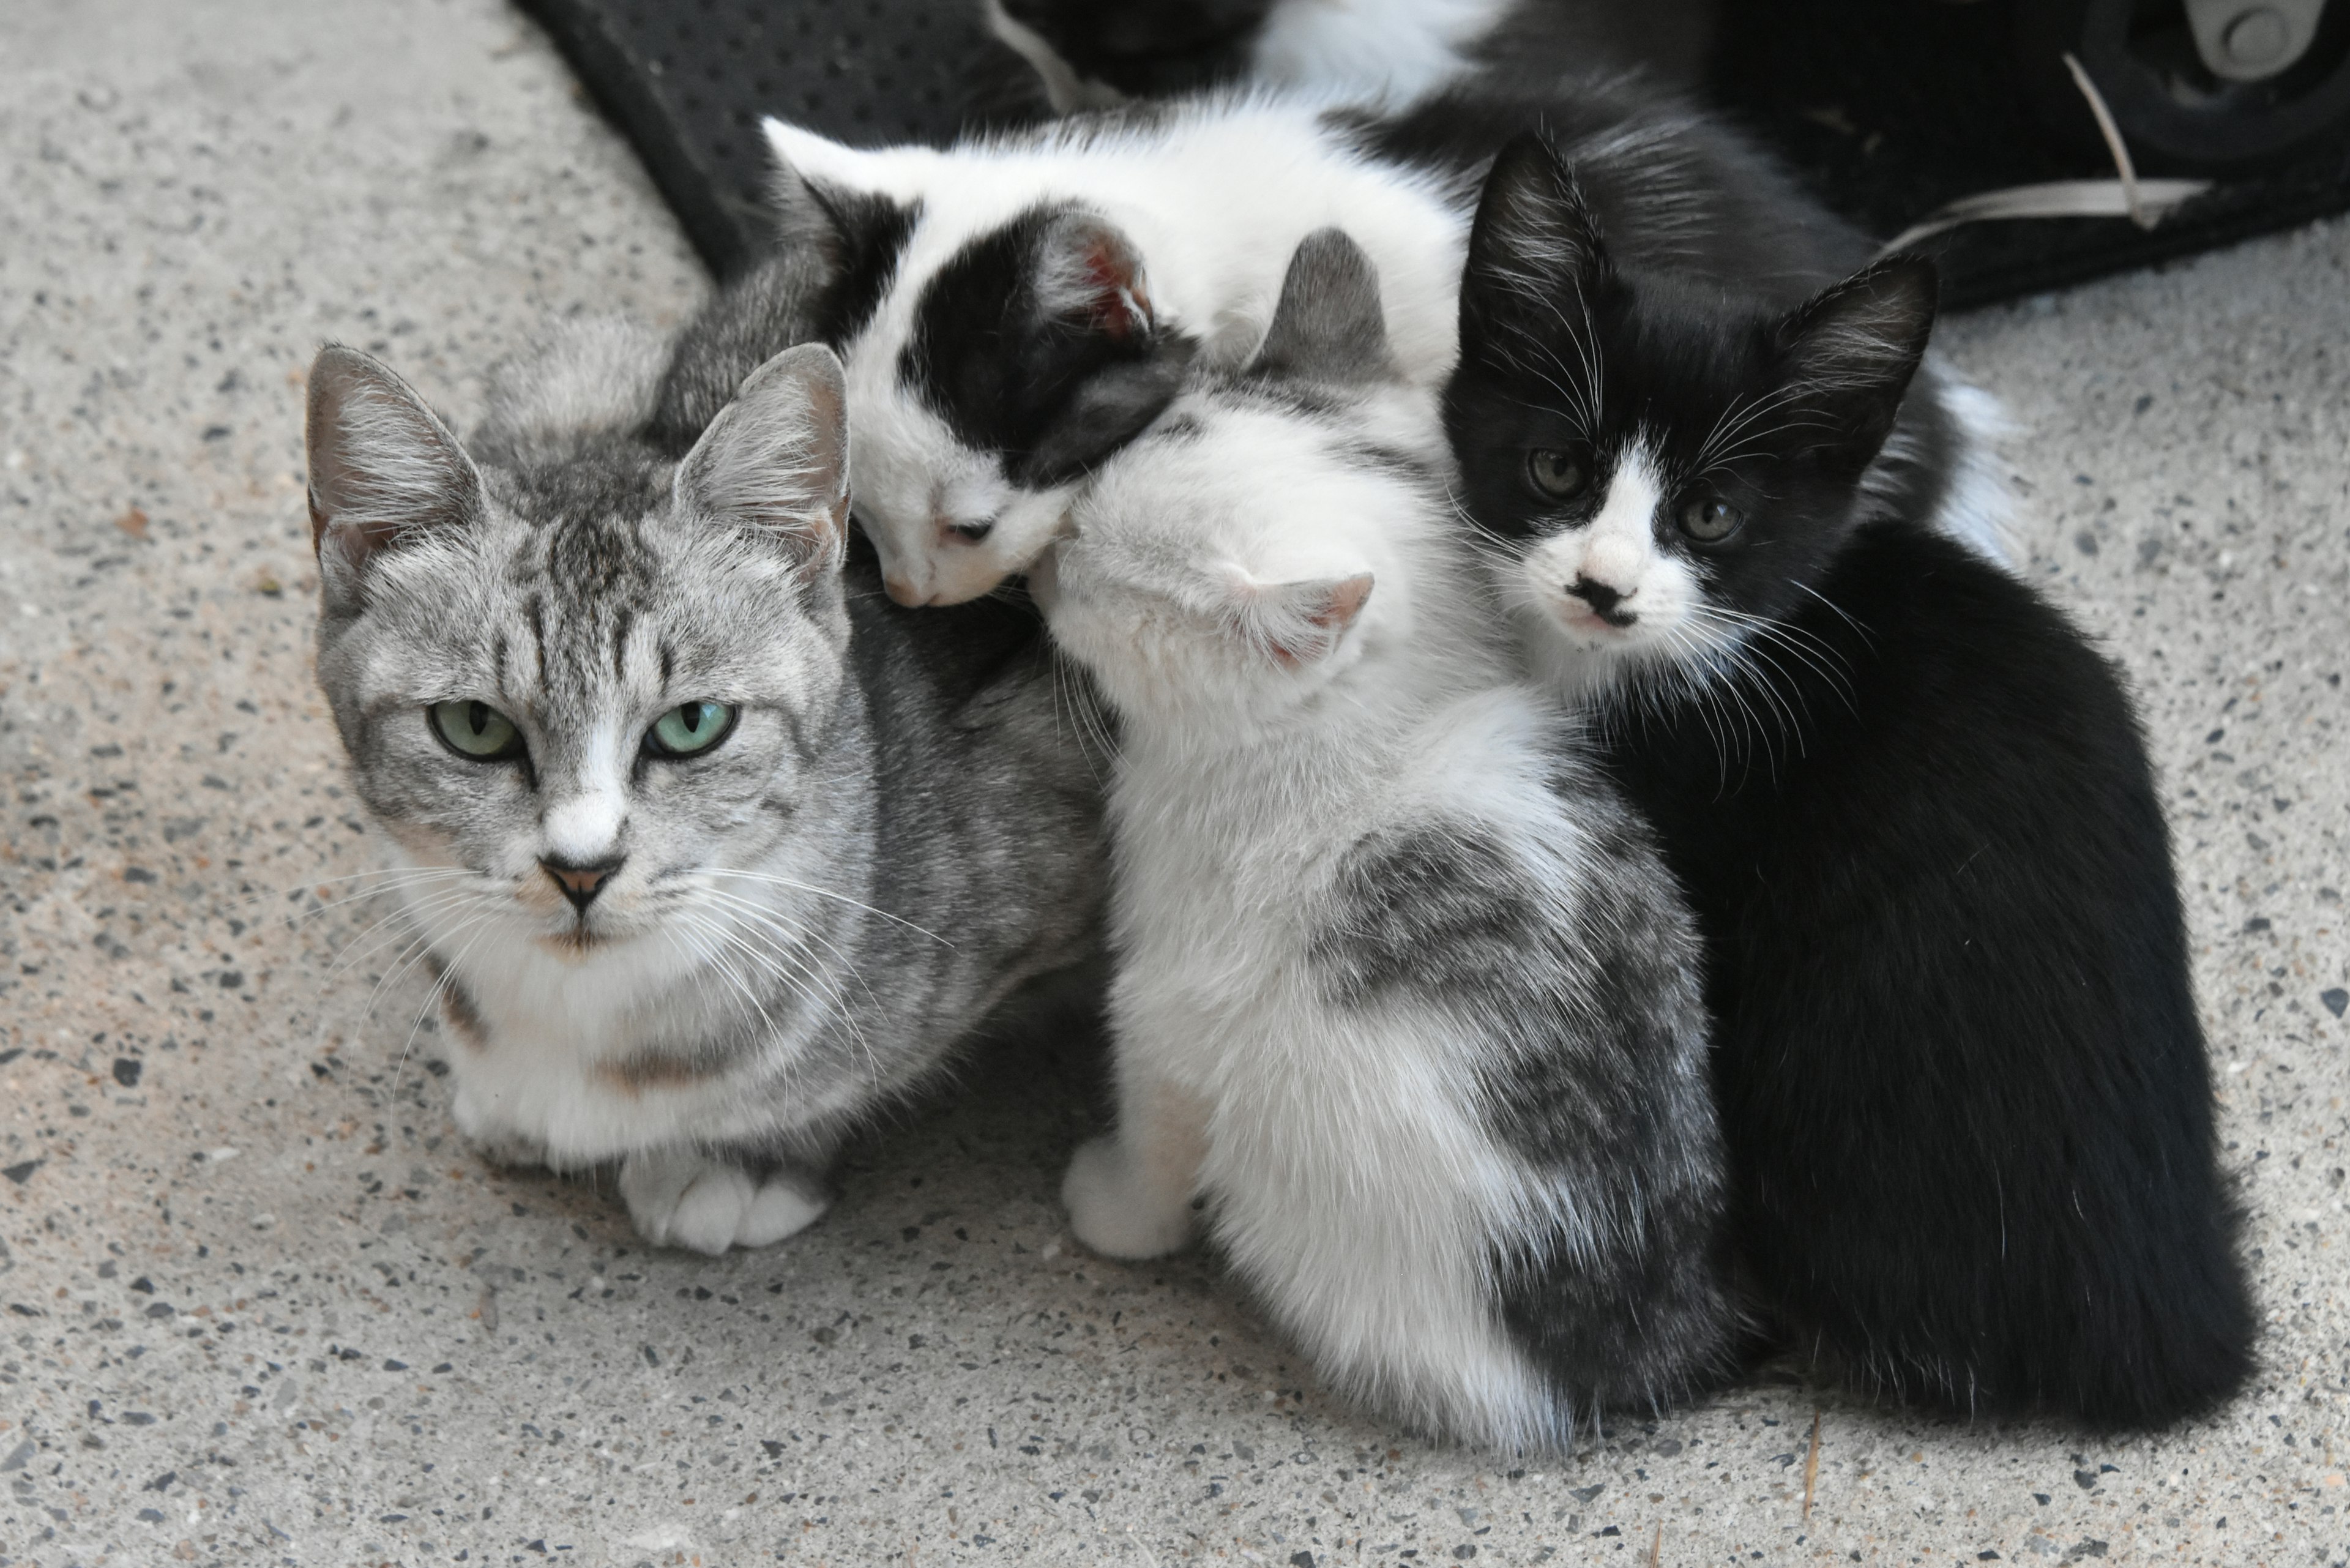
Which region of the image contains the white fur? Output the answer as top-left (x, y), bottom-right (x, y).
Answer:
top-left (1040, 359), bottom-right (1630, 1448)
top-left (1508, 444), bottom-right (1711, 701)
top-left (761, 100), bottom-right (1470, 605)
top-left (620, 1149), bottom-right (830, 1255)
top-left (1248, 0), bottom-right (1516, 108)
top-left (1930, 378), bottom-right (2016, 567)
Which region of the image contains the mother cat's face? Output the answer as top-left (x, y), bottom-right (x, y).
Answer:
top-left (305, 343), bottom-right (854, 957)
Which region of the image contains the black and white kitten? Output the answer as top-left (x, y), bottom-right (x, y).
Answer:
top-left (1444, 133), bottom-right (2255, 1428)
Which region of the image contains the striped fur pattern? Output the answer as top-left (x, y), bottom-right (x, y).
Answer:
top-left (305, 328), bottom-right (1103, 1256)
top-left (1042, 231), bottom-right (1734, 1450)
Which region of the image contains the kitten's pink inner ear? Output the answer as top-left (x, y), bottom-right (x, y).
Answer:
top-left (1266, 572), bottom-right (1376, 668)
top-left (1048, 220), bottom-right (1154, 342)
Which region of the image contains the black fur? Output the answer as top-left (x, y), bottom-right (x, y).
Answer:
top-left (767, 159), bottom-right (923, 350)
top-left (901, 203), bottom-right (1198, 490)
top-left (1444, 141), bottom-right (2255, 1428)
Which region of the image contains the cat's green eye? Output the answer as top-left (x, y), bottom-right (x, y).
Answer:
top-left (1524, 449), bottom-right (1591, 502)
top-left (430, 700), bottom-right (524, 761)
top-left (646, 700), bottom-right (737, 758)
top-left (1677, 496), bottom-right (1745, 543)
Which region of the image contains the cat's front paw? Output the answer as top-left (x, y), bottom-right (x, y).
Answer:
top-left (1062, 1135), bottom-right (1197, 1260)
top-left (620, 1149), bottom-right (830, 1256)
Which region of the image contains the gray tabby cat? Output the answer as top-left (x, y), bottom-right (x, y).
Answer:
top-left (303, 305), bottom-right (1103, 1255)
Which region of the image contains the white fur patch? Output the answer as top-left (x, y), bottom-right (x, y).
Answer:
top-left (1516, 444), bottom-right (1705, 664)
top-left (539, 721), bottom-right (629, 866)
top-left (1249, 0), bottom-right (1514, 107)
top-left (1931, 378), bottom-right (2018, 567)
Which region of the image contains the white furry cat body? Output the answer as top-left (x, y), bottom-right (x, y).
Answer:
top-left (1094, 682), bottom-right (1603, 1445)
top-left (1041, 233), bottom-right (1731, 1447)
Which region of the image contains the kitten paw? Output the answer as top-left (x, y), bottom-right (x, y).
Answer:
top-left (1062, 1135), bottom-right (1196, 1260)
top-left (621, 1149), bottom-right (830, 1256)
top-left (452, 1089), bottom-right (548, 1170)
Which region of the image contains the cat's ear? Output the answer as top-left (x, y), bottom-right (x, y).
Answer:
top-left (1248, 228), bottom-right (1392, 387)
top-left (304, 343), bottom-right (487, 581)
top-left (1031, 208), bottom-right (1156, 343)
top-left (761, 119), bottom-right (918, 285)
top-left (1772, 255), bottom-right (1939, 474)
top-left (1460, 133), bottom-right (1608, 342)
top-left (674, 343), bottom-right (851, 577)
top-left (1224, 567), bottom-right (1376, 669)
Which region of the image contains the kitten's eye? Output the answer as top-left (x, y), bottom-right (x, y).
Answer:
top-left (430, 700), bottom-right (524, 761)
top-left (646, 701), bottom-right (737, 758)
top-left (1524, 449), bottom-right (1591, 502)
top-left (1677, 496), bottom-right (1745, 542)
top-left (946, 519), bottom-right (995, 543)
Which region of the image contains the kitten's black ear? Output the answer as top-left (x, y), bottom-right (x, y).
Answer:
top-left (1248, 228), bottom-right (1392, 386)
top-left (674, 343), bottom-right (851, 577)
top-left (1773, 255), bottom-right (1939, 474)
top-left (305, 343), bottom-right (487, 583)
top-left (1460, 133), bottom-right (1608, 343)
top-left (761, 119), bottom-right (917, 313)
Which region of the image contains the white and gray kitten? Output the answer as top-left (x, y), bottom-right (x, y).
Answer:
top-left (1039, 230), bottom-right (1733, 1449)
top-left (304, 326), bottom-right (1102, 1256)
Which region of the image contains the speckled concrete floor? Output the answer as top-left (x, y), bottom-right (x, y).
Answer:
top-left (1, 1), bottom-right (2346, 1564)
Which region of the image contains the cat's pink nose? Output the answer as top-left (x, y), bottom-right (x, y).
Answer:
top-left (882, 573), bottom-right (926, 607)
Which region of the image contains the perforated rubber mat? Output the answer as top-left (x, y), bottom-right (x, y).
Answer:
top-left (514, 0), bottom-right (2350, 307)
top-left (514, 0), bottom-right (1040, 278)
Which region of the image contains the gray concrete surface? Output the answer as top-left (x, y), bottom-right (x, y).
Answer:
top-left (1, 0), bottom-right (2345, 1562)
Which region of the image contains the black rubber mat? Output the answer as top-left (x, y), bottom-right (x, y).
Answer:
top-left (516, 0), bottom-right (2350, 307)
top-left (1709, 0), bottom-right (2350, 308)
top-left (515, 0), bottom-right (1040, 278)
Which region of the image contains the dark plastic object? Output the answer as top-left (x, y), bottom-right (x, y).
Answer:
top-left (513, 0), bottom-right (1039, 277)
top-left (518, 0), bottom-right (2350, 306)
top-left (1710, 0), bottom-right (2350, 307)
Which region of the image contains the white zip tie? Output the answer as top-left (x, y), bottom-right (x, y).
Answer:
top-left (1877, 51), bottom-right (2212, 257)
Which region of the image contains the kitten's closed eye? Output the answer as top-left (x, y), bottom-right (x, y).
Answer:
top-left (1676, 496), bottom-right (1743, 543)
top-left (1524, 448), bottom-right (1591, 502)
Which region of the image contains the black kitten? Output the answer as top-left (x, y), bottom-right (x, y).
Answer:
top-left (1444, 133), bottom-right (2255, 1428)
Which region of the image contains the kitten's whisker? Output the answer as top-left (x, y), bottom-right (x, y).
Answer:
top-left (1791, 581), bottom-right (1876, 648)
